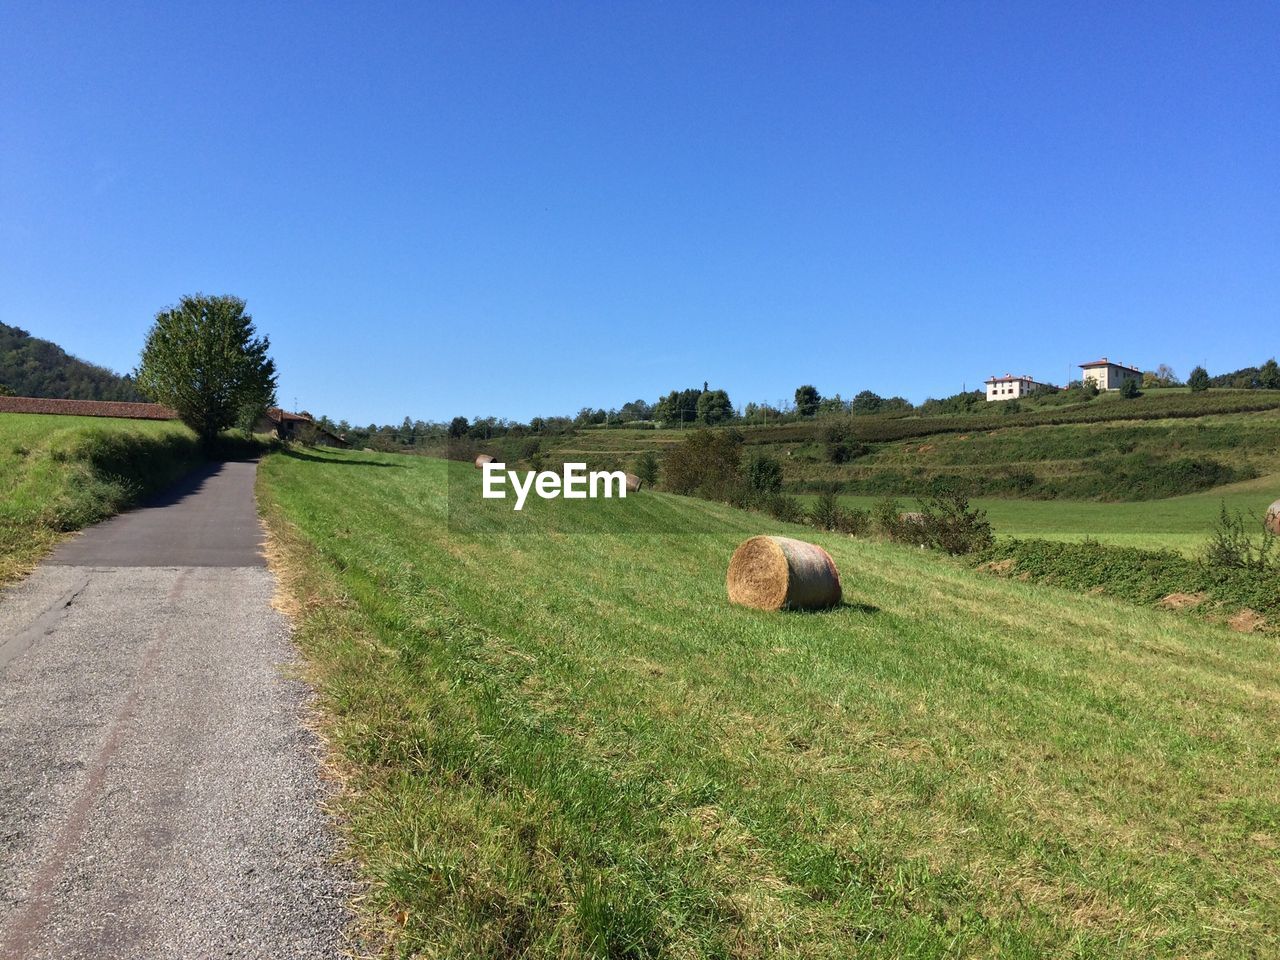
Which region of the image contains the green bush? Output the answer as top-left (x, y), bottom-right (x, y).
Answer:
top-left (808, 491), bottom-right (842, 531)
top-left (661, 429), bottom-right (744, 501)
top-left (1204, 503), bottom-right (1278, 573)
top-left (823, 420), bottom-right (872, 463)
top-left (745, 453), bottom-right (784, 494)
top-left (835, 507), bottom-right (872, 536)
top-left (635, 450), bottom-right (660, 487)
top-left (916, 491), bottom-right (994, 555)
top-left (762, 493), bottom-right (805, 524)
top-left (872, 496), bottom-right (907, 539)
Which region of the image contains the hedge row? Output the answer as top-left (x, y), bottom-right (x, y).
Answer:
top-left (974, 538), bottom-right (1279, 622)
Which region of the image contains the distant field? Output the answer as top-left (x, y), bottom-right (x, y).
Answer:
top-left (803, 474), bottom-right (1280, 555)
top-left (261, 449), bottom-right (1280, 958)
top-left (0, 412), bottom-right (198, 582)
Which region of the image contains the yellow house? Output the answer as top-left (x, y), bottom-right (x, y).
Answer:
top-left (1079, 358), bottom-right (1141, 391)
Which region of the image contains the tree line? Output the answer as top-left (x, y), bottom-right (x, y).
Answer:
top-left (311, 357), bottom-right (1280, 450)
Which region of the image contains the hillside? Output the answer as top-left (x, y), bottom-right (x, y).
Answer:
top-left (260, 448), bottom-right (1280, 957)
top-left (506, 391), bottom-right (1280, 508)
top-left (0, 322), bottom-right (144, 401)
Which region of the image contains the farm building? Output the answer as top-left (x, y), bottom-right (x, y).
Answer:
top-left (985, 374), bottom-right (1051, 402)
top-left (1080, 358), bottom-right (1141, 391)
top-left (256, 407), bottom-right (349, 447)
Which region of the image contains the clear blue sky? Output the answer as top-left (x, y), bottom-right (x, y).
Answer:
top-left (2, 1), bottom-right (1276, 424)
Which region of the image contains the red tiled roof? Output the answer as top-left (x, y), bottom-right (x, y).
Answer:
top-left (1079, 358), bottom-right (1140, 373)
top-left (0, 396), bottom-right (178, 420)
top-left (985, 374), bottom-right (1043, 384)
top-left (264, 407), bottom-right (312, 423)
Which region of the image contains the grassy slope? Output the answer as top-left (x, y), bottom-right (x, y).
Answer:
top-left (259, 448), bottom-right (1280, 958)
top-left (0, 412), bottom-right (199, 582)
top-left (538, 408), bottom-right (1280, 553)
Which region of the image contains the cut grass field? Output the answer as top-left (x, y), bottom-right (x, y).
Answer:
top-left (0, 412), bottom-right (200, 583)
top-left (260, 448), bottom-right (1280, 958)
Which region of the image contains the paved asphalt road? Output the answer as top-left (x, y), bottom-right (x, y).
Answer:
top-left (0, 460), bottom-right (351, 959)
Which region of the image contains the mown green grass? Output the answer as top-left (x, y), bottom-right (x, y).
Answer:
top-left (0, 412), bottom-right (200, 582)
top-left (260, 448), bottom-right (1280, 958)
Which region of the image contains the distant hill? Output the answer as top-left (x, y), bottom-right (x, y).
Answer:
top-left (0, 322), bottom-right (144, 401)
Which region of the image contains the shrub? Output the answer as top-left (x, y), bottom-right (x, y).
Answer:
top-left (824, 421), bottom-right (871, 463)
top-left (1205, 503), bottom-right (1278, 573)
top-left (635, 450), bottom-right (660, 487)
top-left (916, 491), bottom-right (994, 555)
top-left (745, 453), bottom-right (784, 494)
top-left (1188, 366), bottom-right (1210, 392)
top-left (1119, 377), bottom-right (1140, 399)
top-left (763, 493), bottom-right (805, 524)
top-left (808, 491), bottom-right (843, 531)
top-left (872, 496), bottom-right (906, 538)
top-left (661, 429), bottom-right (744, 501)
top-left (835, 507), bottom-right (872, 536)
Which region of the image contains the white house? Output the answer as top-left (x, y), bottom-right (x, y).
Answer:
top-left (985, 374), bottom-right (1050, 402)
top-left (1079, 358), bottom-right (1141, 391)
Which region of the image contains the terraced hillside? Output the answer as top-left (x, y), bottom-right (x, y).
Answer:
top-left (260, 448), bottom-right (1280, 958)
top-left (499, 395), bottom-right (1280, 553)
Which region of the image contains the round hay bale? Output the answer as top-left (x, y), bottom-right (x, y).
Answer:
top-left (726, 536), bottom-right (842, 611)
top-left (474, 454), bottom-right (495, 469)
top-left (1266, 499), bottom-right (1280, 536)
top-left (625, 473), bottom-right (643, 493)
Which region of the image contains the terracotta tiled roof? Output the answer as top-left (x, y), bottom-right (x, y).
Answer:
top-left (985, 374), bottom-right (1042, 384)
top-left (0, 396), bottom-right (178, 420)
top-left (263, 407), bottom-right (312, 423)
top-left (1079, 358), bottom-right (1140, 373)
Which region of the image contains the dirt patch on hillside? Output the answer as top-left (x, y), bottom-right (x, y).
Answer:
top-left (1159, 592), bottom-right (1207, 611)
top-left (977, 558), bottom-right (1016, 576)
top-left (1227, 609), bottom-right (1268, 633)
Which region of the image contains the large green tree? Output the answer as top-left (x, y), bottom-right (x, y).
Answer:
top-left (136, 294), bottom-right (277, 444)
top-left (696, 388), bottom-right (734, 424)
top-left (794, 384), bottom-right (820, 417)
